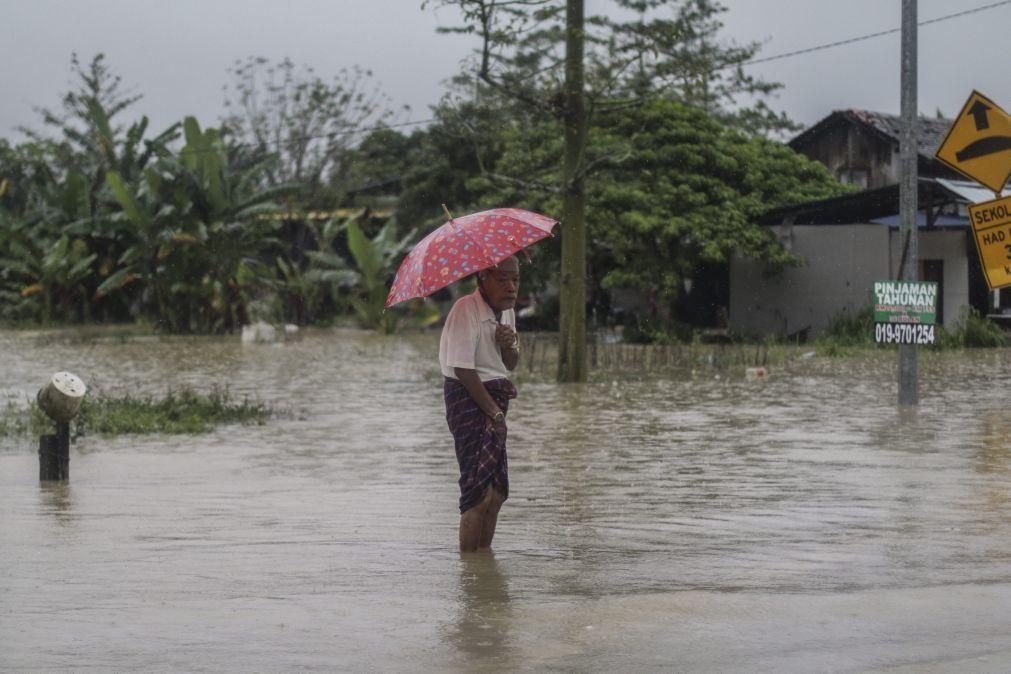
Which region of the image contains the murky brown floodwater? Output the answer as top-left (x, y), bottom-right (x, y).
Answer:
top-left (2, 328), bottom-right (1011, 671)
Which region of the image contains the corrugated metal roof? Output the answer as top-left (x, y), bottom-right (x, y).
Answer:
top-left (935, 178), bottom-right (1010, 204)
top-left (845, 109), bottom-right (952, 156)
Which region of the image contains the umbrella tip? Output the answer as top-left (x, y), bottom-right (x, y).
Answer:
top-left (442, 203), bottom-right (453, 221)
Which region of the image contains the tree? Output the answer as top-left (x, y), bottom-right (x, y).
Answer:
top-left (18, 53), bottom-right (146, 203)
top-left (221, 57), bottom-right (399, 209)
top-left (487, 99), bottom-right (852, 316)
top-left (428, 0), bottom-right (797, 381)
top-left (0, 140), bottom-right (55, 217)
top-left (101, 118), bottom-right (293, 332)
top-left (389, 101), bottom-right (511, 232)
top-left (2, 54), bottom-right (176, 324)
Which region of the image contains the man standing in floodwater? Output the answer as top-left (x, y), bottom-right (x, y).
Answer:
top-left (440, 255), bottom-right (520, 553)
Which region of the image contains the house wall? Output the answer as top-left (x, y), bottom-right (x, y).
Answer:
top-left (888, 229), bottom-right (970, 327)
top-left (729, 224), bottom-right (890, 337)
top-left (730, 225), bottom-right (971, 337)
top-left (796, 125), bottom-right (898, 189)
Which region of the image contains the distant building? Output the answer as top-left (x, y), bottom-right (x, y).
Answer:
top-left (788, 109), bottom-right (959, 189)
top-left (730, 109), bottom-right (1009, 339)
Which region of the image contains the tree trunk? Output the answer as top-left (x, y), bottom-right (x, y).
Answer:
top-left (557, 0), bottom-right (587, 383)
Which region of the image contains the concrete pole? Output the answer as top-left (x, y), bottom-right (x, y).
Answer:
top-left (898, 0), bottom-right (919, 406)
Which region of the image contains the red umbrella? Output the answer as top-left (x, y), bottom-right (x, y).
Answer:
top-left (385, 207), bottom-right (558, 308)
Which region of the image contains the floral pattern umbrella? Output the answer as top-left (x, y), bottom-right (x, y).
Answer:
top-left (385, 208), bottom-right (558, 308)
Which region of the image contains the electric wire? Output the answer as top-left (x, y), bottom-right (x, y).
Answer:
top-left (740, 0), bottom-right (1011, 67)
top-left (260, 0), bottom-right (1011, 146)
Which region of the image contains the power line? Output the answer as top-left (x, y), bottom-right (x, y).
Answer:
top-left (268, 0), bottom-right (1011, 147)
top-left (740, 0), bottom-right (1011, 67)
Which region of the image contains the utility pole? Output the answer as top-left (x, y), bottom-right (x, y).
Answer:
top-left (558, 0), bottom-right (588, 383)
top-left (899, 0), bottom-right (919, 405)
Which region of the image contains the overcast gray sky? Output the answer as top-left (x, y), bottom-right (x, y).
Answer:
top-left (2, 0), bottom-right (1010, 141)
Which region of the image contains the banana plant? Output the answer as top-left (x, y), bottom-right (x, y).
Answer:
top-left (5, 222), bottom-right (96, 323)
top-left (342, 216), bottom-right (415, 333)
top-left (99, 117), bottom-right (293, 332)
top-left (289, 215), bottom-right (355, 323)
top-left (1, 167), bottom-right (101, 322)
top-left (98, 166), bottom-right (179, 325)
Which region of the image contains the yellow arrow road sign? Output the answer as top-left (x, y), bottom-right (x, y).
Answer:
top-left (969, 195), bottom-right (1011, 290)
top-left (935, 91), bottom-right (1011, 194)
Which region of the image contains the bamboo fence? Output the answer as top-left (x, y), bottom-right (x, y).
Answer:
top-left (518, 333), bottom-right (783, 375)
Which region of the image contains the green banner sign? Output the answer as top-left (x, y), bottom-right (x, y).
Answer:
top-left (873, 281), bottom-right (938, 344)
top-left (873, 281), bottom-right (938, 324)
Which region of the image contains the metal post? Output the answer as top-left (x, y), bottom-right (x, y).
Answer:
top-left (898, 0), bottom-right (919, 406)
top-left (39, 422), bottom-right (70, 481)
top-left (36, 372), bottom-right (85, 481)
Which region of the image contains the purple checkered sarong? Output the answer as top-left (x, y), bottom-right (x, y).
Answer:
top-left (444, 377), bottom-right (518, 514)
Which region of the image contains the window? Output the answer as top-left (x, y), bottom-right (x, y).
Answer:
top-left (836, 167), bottom-right (869, 188)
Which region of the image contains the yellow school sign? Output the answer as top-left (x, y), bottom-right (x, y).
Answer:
top-left (935, 90), bottom-right (1011, 194)
top-left (969, 195), bottom-right (1011, 289)
top-left (936, 91), bottom-right (1011, 290)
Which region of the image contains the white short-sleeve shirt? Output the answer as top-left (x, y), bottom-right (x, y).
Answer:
top-left (440, 289), bottom-right (516, 382)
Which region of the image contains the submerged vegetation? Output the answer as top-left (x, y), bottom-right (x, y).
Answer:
top-left (0, 387), bottom-right (273, 438)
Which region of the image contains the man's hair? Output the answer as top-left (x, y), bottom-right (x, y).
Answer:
top-left (477, 255), bottom-right (519, 285)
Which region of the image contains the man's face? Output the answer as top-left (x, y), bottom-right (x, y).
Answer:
top-left (480, 258), bottom-right (520, 312)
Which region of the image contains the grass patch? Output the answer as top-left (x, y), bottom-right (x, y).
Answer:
top-left (0, 387), bottom-right (273, 439)
top-left (937, 308), bottom-right (1008, 348)
top-left (814, 306), bottom-right (876, 355)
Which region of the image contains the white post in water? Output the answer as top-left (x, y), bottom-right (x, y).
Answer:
top-left (899, 0), bottom-right (919, 406)
top-left (37, 372), bottom-right (86, 481)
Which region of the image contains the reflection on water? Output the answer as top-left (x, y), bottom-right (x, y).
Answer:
top-left (1, 329), bottom-right (1011, 670)
top-left (447, 553), bottom-right (514, 665)
top-left (38, 482), bottom-right (75, 525)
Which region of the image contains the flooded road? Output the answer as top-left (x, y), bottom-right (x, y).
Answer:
top-left (2, 329), bottom-right (1010, 671)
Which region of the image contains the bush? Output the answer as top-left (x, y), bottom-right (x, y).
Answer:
top-left (818, 306), bottom-right (876, 347)
top-left (621, 312), bottom-right (692, 344)
top-left (938, 307), bottom-right (1007, 348)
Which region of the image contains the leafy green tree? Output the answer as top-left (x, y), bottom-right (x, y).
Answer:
top-left (0, 144), bottom-right (108, 323)
top-left (393, 102), bottom-right (511, 232)
top-left (0, 140), bottom-right (55, 217)
top-left (101, 118), bottom-right (293, 332)
top-left (2, 53), bottom-right (184, 324)
top-left (488, 99), bottom-right (851, 316)
top-left (341, 127), bottom-right (418, 205)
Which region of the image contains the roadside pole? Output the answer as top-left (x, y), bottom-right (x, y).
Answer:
top-left (898, 0), bottom-right (919, 406)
